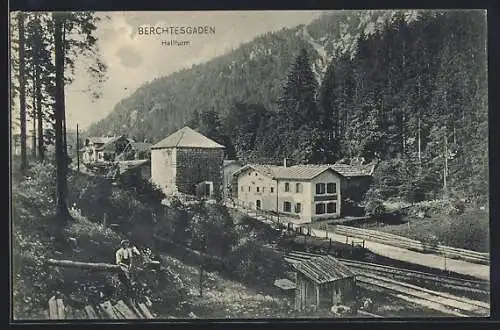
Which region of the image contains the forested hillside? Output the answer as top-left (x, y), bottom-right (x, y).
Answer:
top-left (86, 10), bottom-right (392, 142)
top-left (88, 10), bottom-right (487, 204)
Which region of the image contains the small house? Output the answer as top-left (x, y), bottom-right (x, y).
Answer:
top-left (151, 126), bottom-right (225, 199)
top-left (81, 135), bottom-right (129, 164)
top-left (331, 160), bottom-right (377, 204)
top-left (223, 160), bottom-right (243, 199)
top-left (290, 255), bottom-right (356, 311)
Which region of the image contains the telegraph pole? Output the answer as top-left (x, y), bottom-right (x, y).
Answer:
top-left (76, 123), bottom-right (80, 172)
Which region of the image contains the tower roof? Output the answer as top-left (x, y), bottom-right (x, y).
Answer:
top-left (151, 126), bottom-right (225, 150)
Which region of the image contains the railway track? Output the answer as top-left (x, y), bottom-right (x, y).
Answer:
top-left (285, 251), bottom-right (490, 317)
top-left (339, 258), bottom-right (490, 295)
top-left (357, 273), bottom-right (489, 317)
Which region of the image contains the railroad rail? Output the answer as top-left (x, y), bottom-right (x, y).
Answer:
top-left (285, 251), bottom-right (490, 317)
top-left (286, 251), bottom-right (489, 293)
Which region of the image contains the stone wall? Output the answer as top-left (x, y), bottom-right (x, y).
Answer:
top-left (175, 148), bottom-right (224, 199)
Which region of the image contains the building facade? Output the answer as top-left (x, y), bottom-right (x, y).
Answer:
top-left (233, 164), bottom-right (344, 222)
top-left (151, 126), bottom-right (225, 199)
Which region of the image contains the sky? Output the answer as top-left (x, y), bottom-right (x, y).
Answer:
top-left (64, 11), bottom-right (326, 131)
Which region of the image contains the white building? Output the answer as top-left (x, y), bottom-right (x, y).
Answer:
top-left (232, 162), bottom-right (345, 222)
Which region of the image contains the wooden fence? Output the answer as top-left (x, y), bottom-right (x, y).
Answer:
top-left (333, 225), bottom-right (489, 265)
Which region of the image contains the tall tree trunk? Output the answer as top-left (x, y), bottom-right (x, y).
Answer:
top-left (417, 117), bottom-right (421, 163)
top-left (31, 74), bottom-right (37, 158)
top-left (62, 23), bottom-right (68, 173)
top-left (18, 13), bottom-right (27, 173)
top-left (54, 13), bottom-right (70, 221)
top-left (443, 129), bottom-right (448, 192)
top-left (35, 17), bottom-right (44, 161)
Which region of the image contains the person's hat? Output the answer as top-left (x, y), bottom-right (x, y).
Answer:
top-left (120, 239), bottom-right (130, 246)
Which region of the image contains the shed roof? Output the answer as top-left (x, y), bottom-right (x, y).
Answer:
top-left (151, 126), bottom-right (225, 150)
top-left (117, 159), bottom-right (150, 173)
top-left (290, 255), bottom-right (355, 284)
top-left (233, 164), bottom-right (345, 181)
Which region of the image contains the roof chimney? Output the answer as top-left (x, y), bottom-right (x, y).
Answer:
top-left (283, 158), bottom-right (287, 168)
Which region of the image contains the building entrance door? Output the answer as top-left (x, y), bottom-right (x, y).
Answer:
top-left (256, 200), bottom-right (261, 210)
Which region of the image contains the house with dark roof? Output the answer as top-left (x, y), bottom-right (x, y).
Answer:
top-left (232, 160), bottom-right (346, 222)
top-left (285, 254), bottom-right (356, 311)
top-left (80, 135), bottom-right (130, 164)
top-left (151, 126), bottom-right (225, 199)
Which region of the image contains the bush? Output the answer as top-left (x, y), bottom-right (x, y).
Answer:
top-left (438, 210), bottom-right (489, 252)
top-left (364, 199), bottom-right (386, 218)
top-left (227, 237), bottom-right (287, 286)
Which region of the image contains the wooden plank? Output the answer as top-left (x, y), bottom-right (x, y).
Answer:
top-left (99, 301), bottom-right (119, 319)
top-left (358, 310), bottom-right (383, 318)
top-left (48, 296), bottom-right (58, 319)
top-left (111, 304), bottom-right (126, 319)
top-left (84, 305), bottom-right (99, 319)
top-left (56, 299), bottom-right (66, 319)
top-left (73, 309), bottom-right (87, 320)
top-left (114, 300), bottom-right (138, 319)
top-left (128, 299), bottom-right (145, 319)
top-left (137, 302), bottom-right (154, 319)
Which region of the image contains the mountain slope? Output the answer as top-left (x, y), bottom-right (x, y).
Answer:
top-left (86, 10), bottom-right (425, 143)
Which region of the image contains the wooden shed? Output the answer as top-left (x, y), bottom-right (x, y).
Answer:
top-left (290, 255), bottom-right (356, 311)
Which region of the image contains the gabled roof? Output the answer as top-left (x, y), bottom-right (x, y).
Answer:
top-left (151, 126), bottom-right (225, 150)
top-left (130, 142), bottom-right (152, 152)
top-left (290, 162), bottom-right (377, 178)
top-left (87, 136), bottom-right (123, 145)
top-left (290, 255), bottom-right (355, 284)
top-left (233, 164), bottom-right (345, 181)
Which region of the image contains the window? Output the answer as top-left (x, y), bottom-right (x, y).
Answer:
top-left (262, 187), bottom-right (265, 193)
top-left (295, 203), bottom-right (302, 213)
top-left (327, 202), bottom-right (337, 214)
top-left (284, 201), bottom-right (292, 212)
top-left (256, 187), bottom-right (260, 193)
top-left (316, 183), bottom-right (326, 195)
top-left (270, 187), bottom-right (274, 193)
top-left (255, 173), bottom-right (258, 176)
top-left (248, 186), bottom-right (251, 192)
top-left (241, 186), bottom-right (244, 192)
top-left (284, 182), bottom-right (290, 192)
top-left (296, 183), bottom-right (303, 193)
top-left (316, 203), bottom-right (325, 215)
top-left (327, 183), bottom-right (337, 194)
